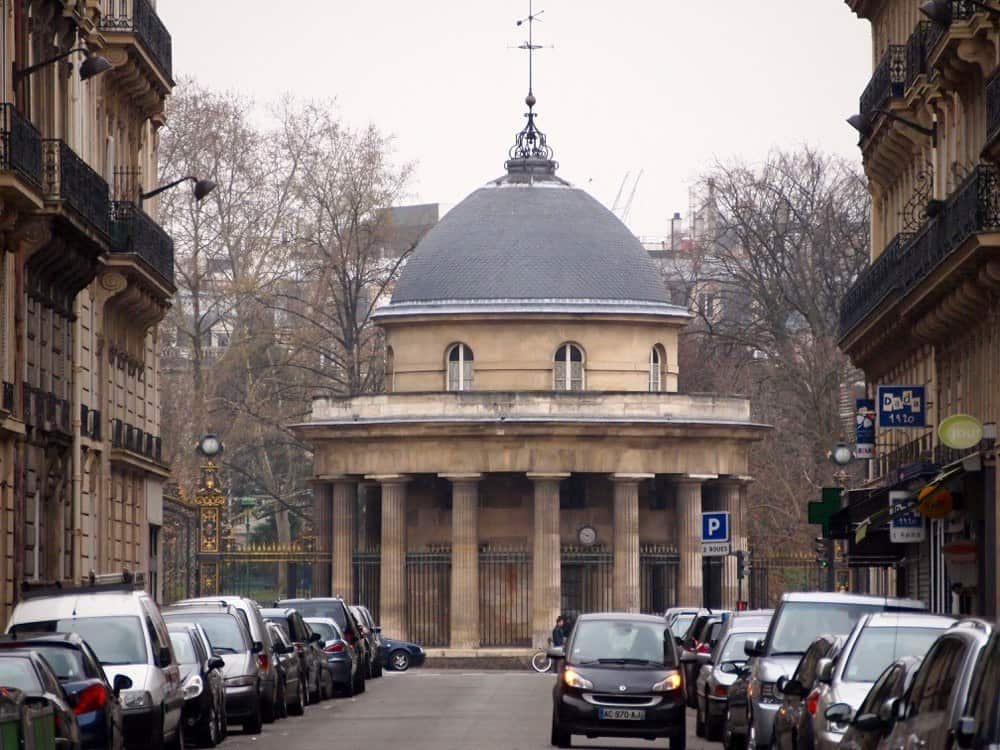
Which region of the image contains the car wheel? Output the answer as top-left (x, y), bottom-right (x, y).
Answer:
top-left (288, 674), bottom-right (306, 716)
top-left (261, 682), bottom-right (276, 724)
top-left (243, 692), bottom-right (263, 735)
top-left (748, 716), bottom-right (758, 750)
top-left (550, 708), bottom-right (571, 747)
top-left (358, 669), bottom-right (367, 694)
top-left (165, 721), bottom-right (184, 750)
top-left (321, 669), bottom-right (334, 700)
top-left (671, 734), bottom-right (686, 750)
top-left (696, 697), bottom-right (705, 737)
top-left (203, 704), bottom-right (220, 748)
top-left (390, 650), bottom-right (410, 671)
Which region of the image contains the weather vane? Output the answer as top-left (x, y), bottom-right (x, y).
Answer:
top-left (507, 0), bottom-right (555, 165)
top-left (516, 1), bottom-right (544, 109)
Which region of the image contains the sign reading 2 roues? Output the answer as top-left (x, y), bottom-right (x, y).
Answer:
top-left (878, 385), bottom-right (926, 428)
top-left (701, 511), bottom-right (730, 556)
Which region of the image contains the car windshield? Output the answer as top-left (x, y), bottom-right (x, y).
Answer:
top-left (671, 614), bottom-right (695, 638)
top-left (0, 658), bottom-right (41, 691)
top-left (169, 632), bottom-right (198, 664)
top-left (264, 617), bottom-right (291, 639)
top-left (12, 616), bottom-right (147, 666)
top-left (307, 621), bottom-right (338, 641)
top-left (767, 603), bottom-right (883, 655)
top-left (31, 646), bottom-right (87, 681)
top-left (843, 628), bottom-right (943, 682)
top-left (169, 614), bottom-right (248, 654)
top-left (570, 620), bottom-right (677, 667)
top-left (720, 631), bottom-right (765, 663)
top-left (284, 601), bottom-right (347, 631)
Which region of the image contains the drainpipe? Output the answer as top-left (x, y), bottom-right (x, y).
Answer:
top-left (71, 296), bottom-right (83, 584)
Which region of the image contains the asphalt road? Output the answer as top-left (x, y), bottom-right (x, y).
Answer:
top-left (219, 670), bottom-right (714, 750)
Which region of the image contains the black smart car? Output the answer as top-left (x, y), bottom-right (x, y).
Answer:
top-left (549, 612), bottom-right (686, 750)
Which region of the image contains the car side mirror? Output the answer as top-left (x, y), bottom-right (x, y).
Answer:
top-left (208, 657), bottom-right (225, 671)
top-left (956, 716), bottom-right (976, 749)
top-left (374, 626), bottom-right (382, 634)
top-left (546, 646), bottom-right (565, 660)
top-left (252, 641), bottom-right (263, 654)
top-left (738, 666), bottom-right (752, 680)
top-left (310, 632), bottom-right (322, 643)
top-left (696, 652), bottom-right (712, 665)
top-left (112, 674), bottom-right (133, 696)
top-left (824, 702), bottom-right (853, 724)
top-left (878, 697), bottom-right (903, 725)
top-left (817, 658), bottom-right (834, 684)
top-left (719, 661), bottom-right (744, 675)
top-left (851, 712), bottom-right (883, 732)
top-left (158, 646), bottom-right (172, 667)
top-left (744, 639), bottom-right (762, 658)
top-left (778, 676), bottom-right (805, 697)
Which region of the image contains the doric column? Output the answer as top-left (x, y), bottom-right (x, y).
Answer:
top-left (675, 478), bottom-right (705, 607)
top-left (374, 475), bottom-right (409, 640)
top-left (612, 474), bottom-right (651, 613)
top-left (716, 478), bottom-right (747, 610)
top-left (443, 473), bottom-right (481, 649)
top-left (312, 481), bottom-right (332, 595)
top-left (331, 478), bottom-right (357, 601)
top-left (529, 472), bottom-right (568, 648)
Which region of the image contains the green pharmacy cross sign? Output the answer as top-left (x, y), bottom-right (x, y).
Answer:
top-left (808, 487), bottom-right (842, 538)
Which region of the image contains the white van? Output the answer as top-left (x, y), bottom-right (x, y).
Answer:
top-left (6, 577), bottom-right (184, 750)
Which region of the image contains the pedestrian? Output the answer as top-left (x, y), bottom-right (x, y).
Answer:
top-left (552, 616), bottom-right (566, 648)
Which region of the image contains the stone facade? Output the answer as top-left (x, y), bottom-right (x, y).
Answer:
top-left (0, 0), bottom-right (174, 626)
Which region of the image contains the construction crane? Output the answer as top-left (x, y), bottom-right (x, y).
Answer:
top-left (611, 170), bottom-right (643, 224)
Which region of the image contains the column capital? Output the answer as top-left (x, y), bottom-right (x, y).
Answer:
top-left (674, 473), bottom-right (717, 485)
top-left (610, 473), bottom-right (655, 484)
top-left (439, 473), bottom-right (483, 483)
top-left (366, 474), bottom-right (411, 485)
top-left (527, 472), bottom-right (570, 481)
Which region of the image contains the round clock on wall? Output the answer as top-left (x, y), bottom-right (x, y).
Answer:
top-left (578, 525), bottom-right (598, 546)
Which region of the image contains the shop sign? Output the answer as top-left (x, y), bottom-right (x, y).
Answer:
top-left (938, 414), bottom-right (984, 451)
top-left (855, 399), bottom-right (876, 458)
top-left (890, 490), bottom-right (925, 543)
top-left (878, 386), bottom-right (926, 428)
top-left (917, 485), bottom-right (954, 519)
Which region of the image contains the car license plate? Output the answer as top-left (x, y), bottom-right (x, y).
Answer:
top-left (598, 708), bottom-right (645, 721)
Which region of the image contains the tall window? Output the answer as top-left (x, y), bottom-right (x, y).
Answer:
top-left (446, 343), bottom-right (474, 391)
top-left (554, 343), bottom-right (584, 391)
top-left (649, 345), bottom-right (666, 392)
top-left (385, 347), bottom-right (395, 393)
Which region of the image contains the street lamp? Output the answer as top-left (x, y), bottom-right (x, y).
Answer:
top-left (197, 433), bottom-right (223, 459)
top-left (920, 0), bottom-right (1000, 26)
top-left (13, 47), bottom-right (112, 83)
top-left (140, 175), bottom-right (217, 207)
top-left (830, 442), bottom-right (853, 468)
top-left (847, 111), bottom-right (937, 146)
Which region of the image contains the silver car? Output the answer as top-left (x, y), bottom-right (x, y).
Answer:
top-left (695, 622), bottom-right (769, 741)
top-left (810, 612), bottom-right (953, 750)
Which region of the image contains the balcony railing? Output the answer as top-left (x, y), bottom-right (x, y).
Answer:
top-left (840, 164), bottom-right (1000, 338)
top-left (22, 385), bottom-right (71, 435)
top-left (100, 0), bottom-right (173, 81)
top-left (109, 201), bottom-right (174, 285)
top-left (859, 45), bottom-right (906, 126)
top-left (110, 416), bottom-right (164, 462)
top-left (1, 381), bottom-right (13, 412)
top-left (42, 140), bottom-right (110, 238)
top-left (905, 22), bottom-right (934, 94)
top-left (0, 104), bottom-right (42, 187)
top-left (986, 69), bottom-right (1000, 149)
top-left (924, 1), bottom-right (977, 62)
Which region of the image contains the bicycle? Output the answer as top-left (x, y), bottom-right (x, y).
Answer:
top-left (531, 638), bottom-right (554, 673)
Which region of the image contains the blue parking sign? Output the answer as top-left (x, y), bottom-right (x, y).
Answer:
top-left (701, 512), bottom-right (729, 543)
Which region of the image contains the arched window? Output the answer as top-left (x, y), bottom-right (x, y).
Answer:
top-left (446, 343), bottom-right (474, 391)
top-left (385, 347), bottom-right (395, 393)
top-left (554, 343), bottom-right (584, 391)
top-left (649, 345), bottom-right (666, 392)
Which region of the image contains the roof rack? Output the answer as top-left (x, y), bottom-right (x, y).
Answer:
top-left (20, 569), bottom-right (145, 599)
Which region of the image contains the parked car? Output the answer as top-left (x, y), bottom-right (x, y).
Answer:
top-left (350, 605), bottom-right (383, 678)
top-left (881, 619), bottom-right (993, 750)
top-left (665, 608), bottom-right (703, 642)
top-left (0, 632), bottom-right (130, 750)
top-left (742, 592), bottom-right (924, 749)
top-left (7, 575), bottom-right (184, 750)
top-left (837, 656), bottom-right (922, 750)
top-left (548, 612), bottom-right (684, 749)
top-left (771, 634), bottom-right (845, 750)
top-left (303, 617), bottom-right (362, 695)
top-left (810, 613), bottom-right (953, 750)
top-left (694, 610), bottom-right (772, 741)
top-left (380, 636), bottom-right (426, 672)
top-left (163, 602), bottom-right (264, 734)
top-left (261, 607), bottom-right (331, 703)
top-left (0, 649), bottom-right (83, 750)
top-left (275, 598), bottom-right (367, 694)
top-left (947, 621), bottom-right (1000, 749)
top-left (166, 622), bottom-right (227, 746)
top-left (681, 612), bottom-right (728, 707)
top-left (175, 595), bottom-right (280, 723)
top-left (265, 622), bottom-right (305, 716)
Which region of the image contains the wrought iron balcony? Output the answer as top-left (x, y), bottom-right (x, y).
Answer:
top-left (904, 22), bottom-right (934, 94)
top-left (42, 140), bottom-right (110, 238)
top-left (840, 164), bottom-right (1000, 338)
top-left (0, 104), bottom-right (42, 188)
top-left (1, 381), bottom-right (13, 413)
top-left (985, 70), bottom-right (1000, 154)
top-left (858, 45), bottom-right (906, 127)
top-left (109, 201), bottom-right (175, 286)
top-left (924, 1), bottom-right (976, 62)
top-left (100, 0), bottom-right (173, 81)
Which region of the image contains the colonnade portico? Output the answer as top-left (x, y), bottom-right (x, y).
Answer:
top-left (314, 471), bottom-right (749, 648)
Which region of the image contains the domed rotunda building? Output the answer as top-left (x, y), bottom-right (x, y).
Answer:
top-left (297, 104), bottom-right (767, 651)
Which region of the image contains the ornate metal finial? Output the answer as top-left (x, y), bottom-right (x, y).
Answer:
top-left (507, 1), bottom-right (556, 166)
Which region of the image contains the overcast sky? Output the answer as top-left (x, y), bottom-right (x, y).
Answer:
top-left (158, 1), bottom-right (872, 238)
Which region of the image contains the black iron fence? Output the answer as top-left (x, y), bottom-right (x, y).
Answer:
top-left (561, 547), bottom-right (613, 622)
top-left (101, 0), bottom-right (173, 80)
top-left (479, 547), bottom-right (531, 647)
top-left (840, 164), bottom-right (1000, 338)
top-left (406, 551), bottom-right (450, 647)
top-left (42, 140), bottom-right (110, 238)
top-left (0, 104), bottom-right (41, 186)
top-left (747, 553), bottom-right (828, 610)
top-left (1, 381), bottom-right (13, 413)
top-left (353, 552), bottom-right (381, 626)
top-left (640, 545), bottom-right (679, 614)
top-left (905, 22), bottom-right (934, 94)
top-left (858, 45), bottom-right (905, 126)
top-left (110, 201), bottom-right (175, 285)
top-left (924, 1), bottom-right (976, 62)
top-left (877, 432), bottom-right (935, 479)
